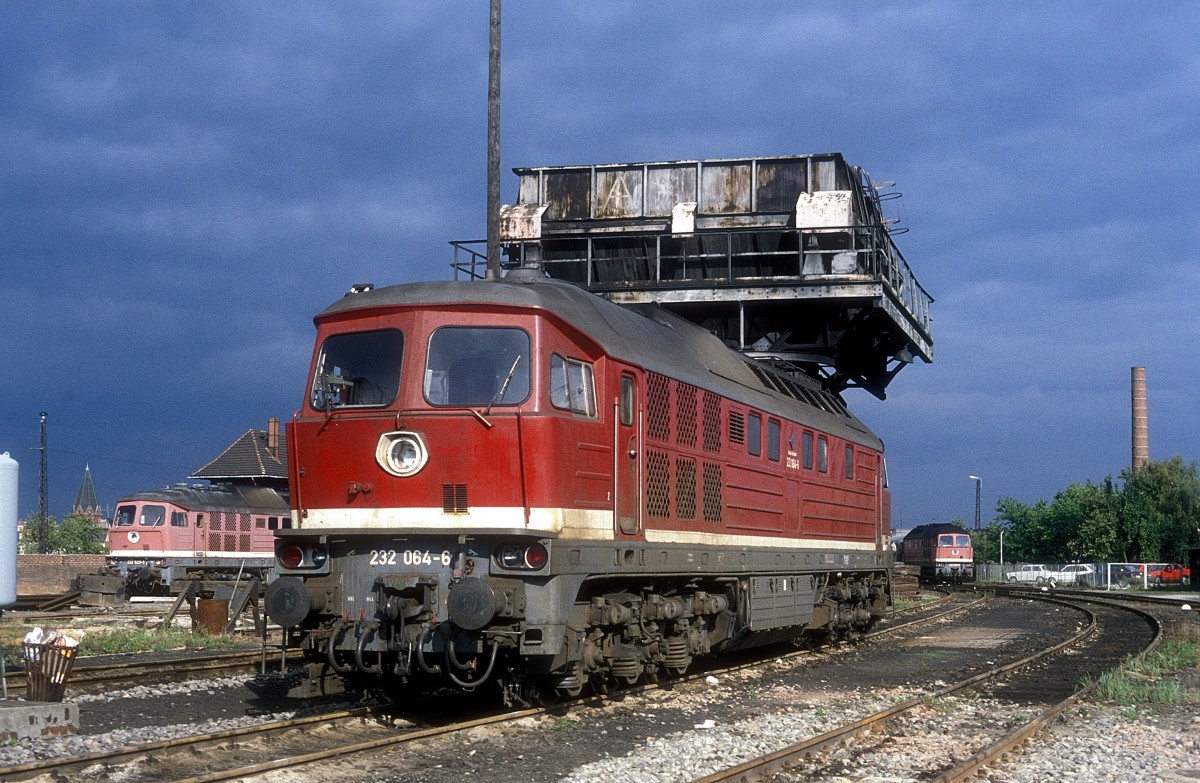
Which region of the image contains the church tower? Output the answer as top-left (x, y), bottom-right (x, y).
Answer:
top-left (73, 464), bottom-right (102, 522)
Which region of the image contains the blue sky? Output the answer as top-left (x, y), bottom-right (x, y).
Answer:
top-left (3, 2), bottom-right (1198, 530)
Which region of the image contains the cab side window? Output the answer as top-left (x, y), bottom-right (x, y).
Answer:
top-left (748, 413), bottom-right (762, 457)
top-left (550, 354), bottom-right (597, 416)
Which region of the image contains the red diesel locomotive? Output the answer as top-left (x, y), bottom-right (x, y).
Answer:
top-left (899, 523), bottom-right (974, 583)
top-left (265, 271), bottom-right (893, 704)
top-left (97, 483), bottom-right (289, 595)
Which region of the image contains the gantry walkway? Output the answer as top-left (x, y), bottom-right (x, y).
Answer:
top-left (452, 153), bottom-right (932, 399)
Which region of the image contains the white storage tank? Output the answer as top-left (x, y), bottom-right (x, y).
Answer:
top-left (0, 452), bottom-right (18, 607)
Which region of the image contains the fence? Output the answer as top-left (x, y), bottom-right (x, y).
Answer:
top-left (975, 562), bottom-right (1190, 589)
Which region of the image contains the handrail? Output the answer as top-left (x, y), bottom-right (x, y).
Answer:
top-left (450, 224), bottom-right (933, 336)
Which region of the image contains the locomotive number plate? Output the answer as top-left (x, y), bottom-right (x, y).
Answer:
top-left (369, 549), bottom-right (452, 567)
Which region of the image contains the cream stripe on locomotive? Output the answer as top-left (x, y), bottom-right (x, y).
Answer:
top-left (297, 506), bottom-right (878, 551)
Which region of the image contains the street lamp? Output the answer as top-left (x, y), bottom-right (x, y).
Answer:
top-left (999, 529), bottom-right (1006, 569)
top-left (968, 475), bottom-right (981, 531)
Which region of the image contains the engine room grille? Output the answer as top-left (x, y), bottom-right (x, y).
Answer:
top-left (702, 390), bottom-right (722, 453)
top-left (442, 484), bottom-right (468, 514)
top-left (728, 410), bottom-right (745, 445)
top-left (647, 372), bottom-right (670, 442)
top-left (676, 382), bottom-right (697, 448)
top-left (646, 450), bottom-right (670, 518)
top-left (675, 457), bottom-right (697, 519)
top-left (703, 462), bottom-right (724, 524)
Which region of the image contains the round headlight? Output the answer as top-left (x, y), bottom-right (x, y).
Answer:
top-left (376, 431), bottom-right (428, 477)
top-left (390, 439), bottom-right (420, 471)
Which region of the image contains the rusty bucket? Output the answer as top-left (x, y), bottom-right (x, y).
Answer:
top-left (22, 642), bottom-right (78, 702)
top-left (195, 598), bottom-right (230, 635)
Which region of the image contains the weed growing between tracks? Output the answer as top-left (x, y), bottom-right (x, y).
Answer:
top-left (78, 626), bottom-right (242, 655)
top-left (1082, 639), bottom-right (1199, 711)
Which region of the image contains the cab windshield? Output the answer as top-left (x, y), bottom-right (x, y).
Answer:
top-left (310, 329), bottom-right (404, 409)
top-left (424, 327), bottom-right (530, 407)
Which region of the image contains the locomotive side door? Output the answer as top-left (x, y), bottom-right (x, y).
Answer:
top-left (614, 373), bottom-right (641, 536)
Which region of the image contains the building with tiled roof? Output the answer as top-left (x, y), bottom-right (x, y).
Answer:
top-left (190, 418), bottom-right (288, 489)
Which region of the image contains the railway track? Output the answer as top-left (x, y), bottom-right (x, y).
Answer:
top-left (686, 591), bottom-right (1162, 783)
top-left (3, 647), bottom-right (286, 699)
top-left (1, 593), bottom-right (978, 783)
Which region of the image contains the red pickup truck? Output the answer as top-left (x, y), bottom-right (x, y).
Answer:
top-left (1144, 563), bottom-right (1191, 585)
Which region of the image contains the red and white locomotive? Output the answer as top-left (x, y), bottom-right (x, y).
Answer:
top-left (96, 483), bottom-right (289, 595)
top-left (266, 271), bottom-right (893, 703)
top-left (81, 423), bottom-right (290, 602)
top-left (899, 523), bottom-right (974, 583)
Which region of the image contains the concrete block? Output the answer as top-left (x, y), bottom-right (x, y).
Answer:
top-left (0, 700), bottom-right (79, 742)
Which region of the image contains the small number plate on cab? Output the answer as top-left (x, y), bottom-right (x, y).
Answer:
top-left (369, 549), bottom-right (452, 567)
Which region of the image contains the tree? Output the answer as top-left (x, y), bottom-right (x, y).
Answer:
top-left (1119, 457), bottom-right (1200, 562)
top-left (52, 512), bottom-right (108, 554)
top-left (18, 512), bottom-right (108, 555)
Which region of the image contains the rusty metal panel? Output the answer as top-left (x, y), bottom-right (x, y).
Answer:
top-left (594, 166), bottom-right (643, 219)
top-left (499, 204), bottom-right (547, 241)
top-left (646, 164), bottom-right (697, 216)
top-left (796, 190), bottom-right (854, 228)
top-left (543, 169), bottom-right (591, 220)
top-left (700, 161), bottom-right (752, 214)
top-left (756, 159), bottom-right (807, 213)
top-left (517, 172), bottom-right (541, 208)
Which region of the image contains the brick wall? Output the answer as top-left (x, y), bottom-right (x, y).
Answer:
top-left (17, 554), bottom-right (106, 595)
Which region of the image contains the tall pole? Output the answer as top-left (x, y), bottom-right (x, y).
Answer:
top-left (968, 475), bottom-right (981, 531)
top-left (485, 0), bottom-right (502, 280)
top-left (38, 411), bottom-right (49, 553)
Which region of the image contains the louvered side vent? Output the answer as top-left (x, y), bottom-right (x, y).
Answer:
top-left (648, 372), bottom-right (670, 442)
top-left (224, 534), bottom-right (236, 551)
top-left (442, 484), bottom-right (468, 514)
top-left (702, 390), bottom-right (722, 453)
top-left (646, 450), bottom-right (670, 518)
top-left (207, 533), bottom-right (220, 550)
top-left (239, 514), bottom-right (251, 531)
top-left (729, 410), bottom-right (745, 444)
top-left (676, 382), bottom-right (697, 448)
top-left (675, 457), bottom-right (697, 519)
top-left (238, 534), bottom-right (250, 551)
top-left (703, 462), bottom-right (724, 524)
top-left (212, 512), bottom-right (224, 531)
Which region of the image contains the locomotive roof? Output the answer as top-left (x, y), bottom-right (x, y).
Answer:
top-left (903, 522), bottom-right (971, 541)
top-left (318, 273), bottom-right (882, 449)
top-left (117, 483), bottom-right (289, 512)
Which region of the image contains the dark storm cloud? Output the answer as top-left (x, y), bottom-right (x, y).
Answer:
top-left (1, 1), bottom-right (1197, 528)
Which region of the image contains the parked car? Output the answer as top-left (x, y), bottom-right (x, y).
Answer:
top-left (1051, 563), bottom-right (1096, 587)
top-left (1008, 564), bottom-right (1053, 585)
top-left (1108, 564), bottom-right (1142, 588)
top-left (1145, 563), bottom-right (1190, 585)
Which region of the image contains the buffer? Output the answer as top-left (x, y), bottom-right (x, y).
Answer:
top-left (451, 153), bottom-right (932, 399)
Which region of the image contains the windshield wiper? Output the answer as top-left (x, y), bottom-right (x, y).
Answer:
top-left (484, 355), bottom-right (522, 416)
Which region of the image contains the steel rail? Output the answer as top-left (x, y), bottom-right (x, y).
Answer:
top-left (927, 595), bottom-right (1164, 783)
top-left (687, 592), bottom-right (1103, 783)
top-left (3, 648), bottom-right (286, 698)
top-left (1, 592), bottom-right (975, 783)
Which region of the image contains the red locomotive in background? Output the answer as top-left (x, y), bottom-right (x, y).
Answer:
top-left (265, 273), bottom-right (893, 703)
top-left (898, 523), bottom-right (974, 583)
top-left (80, 423), bottom-right (289, 604)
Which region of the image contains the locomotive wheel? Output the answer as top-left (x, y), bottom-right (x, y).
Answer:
top-left (552, 661), bottom-right (585, 699)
